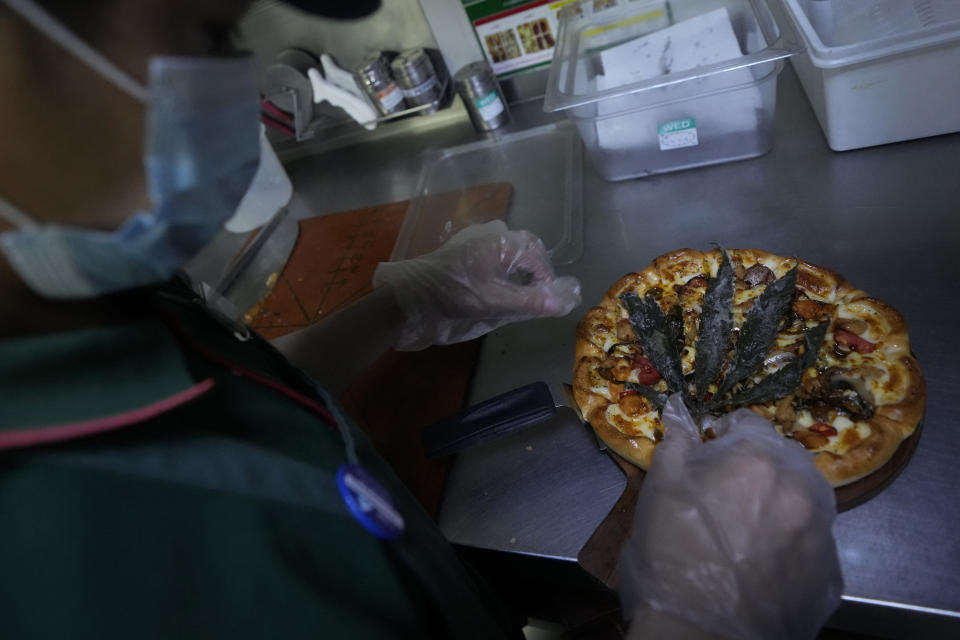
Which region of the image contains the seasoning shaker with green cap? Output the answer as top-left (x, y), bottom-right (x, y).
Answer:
top-left (454, 62), bottom-right (509, 132)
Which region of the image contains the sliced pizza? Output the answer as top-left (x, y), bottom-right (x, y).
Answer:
top-left (572, 248), bottom-right (925, 487)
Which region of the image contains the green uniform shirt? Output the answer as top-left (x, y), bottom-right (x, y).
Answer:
top-left (0, 279), bottom-right (518, 639)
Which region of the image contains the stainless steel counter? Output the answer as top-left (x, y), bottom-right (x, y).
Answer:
top-left (442, 68), bottom-right (960, 637)
top-left (274, 66), bottom-right (960, 636)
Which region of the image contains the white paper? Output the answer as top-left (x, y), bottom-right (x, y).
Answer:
top-left (597, 7), bottom-right (745, 91)
top-left (593, 8), bottom-right (765, 155)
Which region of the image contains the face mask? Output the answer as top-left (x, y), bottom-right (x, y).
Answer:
top-left (0, 0), bottom-right (260, 299)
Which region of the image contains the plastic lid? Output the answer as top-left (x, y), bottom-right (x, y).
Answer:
top-left (356, 51), bottom-right (390, 84)
top-left (544, 0), bottom-right (802, 113)
top-left (454, 61), bottom-right (494, 86)
top-left (391, 48), bottom-right (434, 85)
top-left (779, 0), bottom-right (960, 69)
top-left (391, 122), bottom-right (583, 266)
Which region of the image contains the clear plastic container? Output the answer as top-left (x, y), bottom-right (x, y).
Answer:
top-left (779, 0), bottom-right (960, 150)
top-left (543, 0), bottom-right (802, 181)
top-left (391, 122), bottom-right (583, 265)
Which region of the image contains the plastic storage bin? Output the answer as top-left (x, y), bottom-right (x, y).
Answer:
top-left (779, 0), bottom-right (960, 151)
top-left (543, 0), bottom-right (802, 181)
top-left (391, 122), bottom-right (583, 265)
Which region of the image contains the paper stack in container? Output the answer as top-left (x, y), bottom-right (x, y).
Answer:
top-left (544, 0), bottom-right (803, 181)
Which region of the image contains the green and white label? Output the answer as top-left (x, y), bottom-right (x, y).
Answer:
top-left (474, 90), bottom-right (504, 121)
top-left (658, 118), bottom-right (698, 151)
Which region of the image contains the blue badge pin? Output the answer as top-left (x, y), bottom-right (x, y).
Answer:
top-left (336, 464), bottom-right (404, 540)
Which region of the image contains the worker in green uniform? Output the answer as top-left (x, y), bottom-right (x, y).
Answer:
top-left (0, 2), bottom-right (578, 638)
top-left (0, 1), bottom-right (844, 639)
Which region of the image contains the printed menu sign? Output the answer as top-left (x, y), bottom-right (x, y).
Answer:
top-left (463, 0), bottom-right (576, 76)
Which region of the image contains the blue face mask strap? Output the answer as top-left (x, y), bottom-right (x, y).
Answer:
top-left (2, 0), bottom-right (148, 103)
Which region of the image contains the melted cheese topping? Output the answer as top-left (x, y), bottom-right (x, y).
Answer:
top-left (680, 346), bottom-right (696, 375)
top-left (836, 301), bottom-right (887, 344)
top-left (605, 403), bottom-right (661, 440)
top-left (838, 360), bottom-right (907, 407)
top-left (733, 283), bottom-right (765, 305)
top-left (588, 356), bottom-right (672, 402)
top-left (587, 365), bottom-right (611, 399)
top-left (818, 302), bottom-right (911, 408)
top-left (783, 410), bottom-right (872, 454)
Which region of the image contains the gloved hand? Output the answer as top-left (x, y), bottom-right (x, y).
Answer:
top-left (618, 394), bottom-right (844, 640)
top-left (373, 221), bottom-right (581, 351)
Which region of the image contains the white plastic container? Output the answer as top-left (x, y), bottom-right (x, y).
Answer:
top-left (393, 123), bottom-right (583, 265)
top-left (780, 0), bottom-right (960, 151)
top-left (544, 0), bottom-right (802, 181)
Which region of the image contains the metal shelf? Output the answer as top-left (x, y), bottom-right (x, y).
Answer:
top-left (265, 76), bottom-right (454, 143)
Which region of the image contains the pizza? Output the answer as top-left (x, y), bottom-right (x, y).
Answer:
top-left (572, 248), bottom-right (925, 487)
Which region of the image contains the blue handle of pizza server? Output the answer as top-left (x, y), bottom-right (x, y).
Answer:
top-left (421, 382), bottom-right (556, 459)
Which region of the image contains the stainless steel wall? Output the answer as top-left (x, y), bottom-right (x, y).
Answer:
top-left (239, 0), bottom-right (547, 104)
top-left (419, 0), bottom-right (484, 73)
top-left (238, 0), bottom-right (439, 78)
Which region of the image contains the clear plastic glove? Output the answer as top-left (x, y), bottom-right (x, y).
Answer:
top-left (619, 394), bottom-right (843, 640)
top-left (373, 221), bottom-right (581, 351)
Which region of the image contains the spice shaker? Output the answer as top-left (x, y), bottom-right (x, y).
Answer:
top-left (355, 51), bottom-right (404, 116)
top-left (454, 62), bottom-right (509, 132)
top-left (391, 48), bottom-right (444, 114)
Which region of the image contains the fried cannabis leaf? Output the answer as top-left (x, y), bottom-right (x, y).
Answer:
top-left (694, 248), bottom-right (734, 406)
top-left (620, 292), bottom-right (685, 394)
top-left (726, 322), bottom-right (827, 406)
top-left (716, 264), bottom-right (798, 399)
top-left (667, 303), bottom-right (685, 355)
top-left (618, 253), bottom-right (824, 425)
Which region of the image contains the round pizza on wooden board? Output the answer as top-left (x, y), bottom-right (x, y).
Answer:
top-left (572, 248), bottom-right (926, 488)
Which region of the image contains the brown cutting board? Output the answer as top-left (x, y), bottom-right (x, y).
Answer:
top-left (246, 183), bottom-right (513, 340)
top-left (245, 199), bottom-right (407, 340)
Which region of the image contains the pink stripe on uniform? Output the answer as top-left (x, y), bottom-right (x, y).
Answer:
top-left (231, 365), bottom-right (338, 427)
top-left (0, 378), bottom-right (216, 451)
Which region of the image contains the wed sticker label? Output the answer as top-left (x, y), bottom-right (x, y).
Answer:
top-left (658, 118), bottom-right (698, 151)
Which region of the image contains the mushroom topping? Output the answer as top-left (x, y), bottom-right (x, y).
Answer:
top-left (743, 263), bottom-right (776, 287)
top-left (823, 368), bottom-right (876, 419)
top-left (835, 317), bottom-right (868, 335)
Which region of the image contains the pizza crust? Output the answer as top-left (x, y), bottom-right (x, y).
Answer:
top-left (587, 405), bottom-right (657, 469)
top-left (573, 356), bottom-right (661, 469)
top-left (573, 248), bottom-right (926, 488)
top-left (884, 354), bottom-right (926, 438)
top-left (572, 357), bottom-right (610, 422)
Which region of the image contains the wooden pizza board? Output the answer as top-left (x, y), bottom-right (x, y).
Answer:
top-left (577, 421), bottom-right (925, 590)
top-left (577, 450), bottom-right (644, 590)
